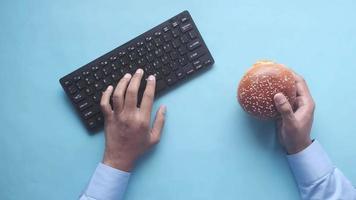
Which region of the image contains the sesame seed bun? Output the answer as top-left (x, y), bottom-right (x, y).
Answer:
top-left (237, 60), bottom-right (296, 119)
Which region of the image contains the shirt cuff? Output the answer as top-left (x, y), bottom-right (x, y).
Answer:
top-left (83, 163), bottom-right (131, 200)
top-left (286, 140), bottom-right (334, 185)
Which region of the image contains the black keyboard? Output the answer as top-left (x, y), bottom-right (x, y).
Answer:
top-left (59, 10), bottom-right (215, 130)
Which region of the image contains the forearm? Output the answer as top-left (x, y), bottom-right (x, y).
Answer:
top-left (79, 163), bottom-right (130, 200)
top-left (287, 140), bottom-right (356, 200)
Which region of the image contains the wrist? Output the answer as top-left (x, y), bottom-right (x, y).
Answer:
top-left (285, 138), bottom-right (312, 155)
top-left (103, 152), bottom-right (135, 172)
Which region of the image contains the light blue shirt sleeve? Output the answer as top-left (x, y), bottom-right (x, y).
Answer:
top-left (287, 140), bottom-right (356, 200)
top-left (79, 163), bottom-right (130, 200)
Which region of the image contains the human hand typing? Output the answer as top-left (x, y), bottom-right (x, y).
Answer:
top-left (274, 73), bottom-right (315, 154)
top-left (100, 68), bottom-right (166, 172)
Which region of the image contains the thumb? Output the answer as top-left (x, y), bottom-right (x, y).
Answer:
top-left (274, 93), bottom-right (295, 122)
top-left (149, 105), bottom-right (166, 146)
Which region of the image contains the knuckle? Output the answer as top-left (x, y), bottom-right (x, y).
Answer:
top-left (144, 92), bottom-right (154, 99)
top-left (118, 115), bottom-right (129, 123)
top-left (112, 93), bottom-right (121, 100)
top-left (127, 87), bottom-right (137, 96)
top-left (100, 101), bottom-right (107, 108)
top-left (139, 119), bottom-right (150, 130)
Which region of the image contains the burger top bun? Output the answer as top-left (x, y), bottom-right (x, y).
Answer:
top-left (237, 60), bottom-right (296, 119)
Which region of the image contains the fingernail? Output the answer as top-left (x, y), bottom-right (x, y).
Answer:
top-left (161, 105), bottom-right (167, 114)
top-left (274, 93), bottom-right (286, 105)
top-left (124, 73), bottom-right (131, 79)
top-left (136, 68), bottom-right (143, 74)
top-left (106, 85), bottom-right (113, 91)
top-left (147, 75), bottom-right (155, 81)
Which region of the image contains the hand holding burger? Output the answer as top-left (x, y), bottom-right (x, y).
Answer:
top-left (238, 61), bottom-right (315, 154)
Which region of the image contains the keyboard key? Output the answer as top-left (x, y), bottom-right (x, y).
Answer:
top-left (111, 72), bottom-right (121, 81)
top-left (180, 35), bottom-right (189, 44)
top-left (120, 56), bottom-right (130, 65)
top-left (82, 107), bottom-right (99, 119)
top-left (169, 61), bottom-right (180, 71)
top-left (162, 66), bottom-right (171, 76)
top-left (154, 38), bottom-right (163, 47)
top-left (85, 76), bottom-right (95, 85)
top-left (154, 31), bottom-right (162, 37)
top-left (136, 41), bottom-right (144, 47)
top-left (78, 101), bottom-right (91, 111)
top-left (161, 55), bottom-right (170, 64)
top-left (82, 70), bottom-right (90, 76)
top-left (163, 33), bottom-right (172, 42)
top-left (99, 61), bottom-right (108, 67)
top-left (94, 71), bottom-right (104, 80)
top-left (163, 43), bottom-right (172, 52)
top-left (153, 60), bottom-right (162, 69)
top-left (146, 52), bottom-right (155, 62)
top-left (171, 28), bottom-right (180, 38)
top-left (166, 74), bottom-right (177, 86)
top-left (92, 94), bottom-right (100, 102)
top-left (118, 51), bottom-right (126, 57)
top-left (163, 26), bottom-right (170, 32)
top-left (94, 82), bottom-right (104, 91)
top-left (193, 59), bottom-right (203, 70)
top-left (76, 80), bottom-right (86, 90)
top-left (178, 46), bottom-right (188, 55)
top-left (127, 46), bottom-right (135, 51)
top-left (180, 15), bottom-right (189, 23)
top-left (198, 55), bottom-right (213, 66)
top-left (96, 114), bottom-right (104, 123)
top-left (109, 55), bottom-right (118, 61)
top-left (145, 36), bottom-right (152, 41)
top-left (178, 56), bottom-right (188, 66)
top-left (73, 92), bottom-right (84, 103)
top-left (73, 75), bottom-right (82, 82)
top-left (170, 51), bottom-right (179, 60)
top-left (183, 64), bottom-right (194, 75)
top-left (91, 66), bottom-right (99, 71)
top-left (154, 48), bottom-right (163, 57)
top-left (128, 51), bottom-right (138, 61)
top-left (187, 48), bottom-right (205, 61)
top-left (156, 79), bottom-right (167, 91)
top-left (146, 42), bottom-right (154, 52)
top-left (84, 87), bottom-right (93, 95)
top-left (180, 23), bottom-right (192, 32)
top-left (137, 47), bottom-right (147, 56)
top-left (176, 70), bottom-right (185, 79)
top-left (154, 70), bottom-right (163, 80)
top-left (87, 119), bottom-right (97, 129)
top-left (172, 39), bottom-right (181, 48)
top-left (102, 66), bottom-right (112, 76)
top-left (68, 85), bottom-right (77, 94)
top-left (187, 39), bottom-right (201, 51)
top-left (171, 20), bottom-right (179, 28)
top-left (188, 30), bottom-right (197, 39)
top-left (103, 77), bottom-right (113, 86)
top-left (63, 80), bottom-right (72, 87)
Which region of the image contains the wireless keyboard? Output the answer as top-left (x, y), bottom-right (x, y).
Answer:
top-left (60, 10), bottom-right (215, 130)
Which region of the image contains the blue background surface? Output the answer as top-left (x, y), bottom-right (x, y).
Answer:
top-left (1, 0), bottom-right (355, 199)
